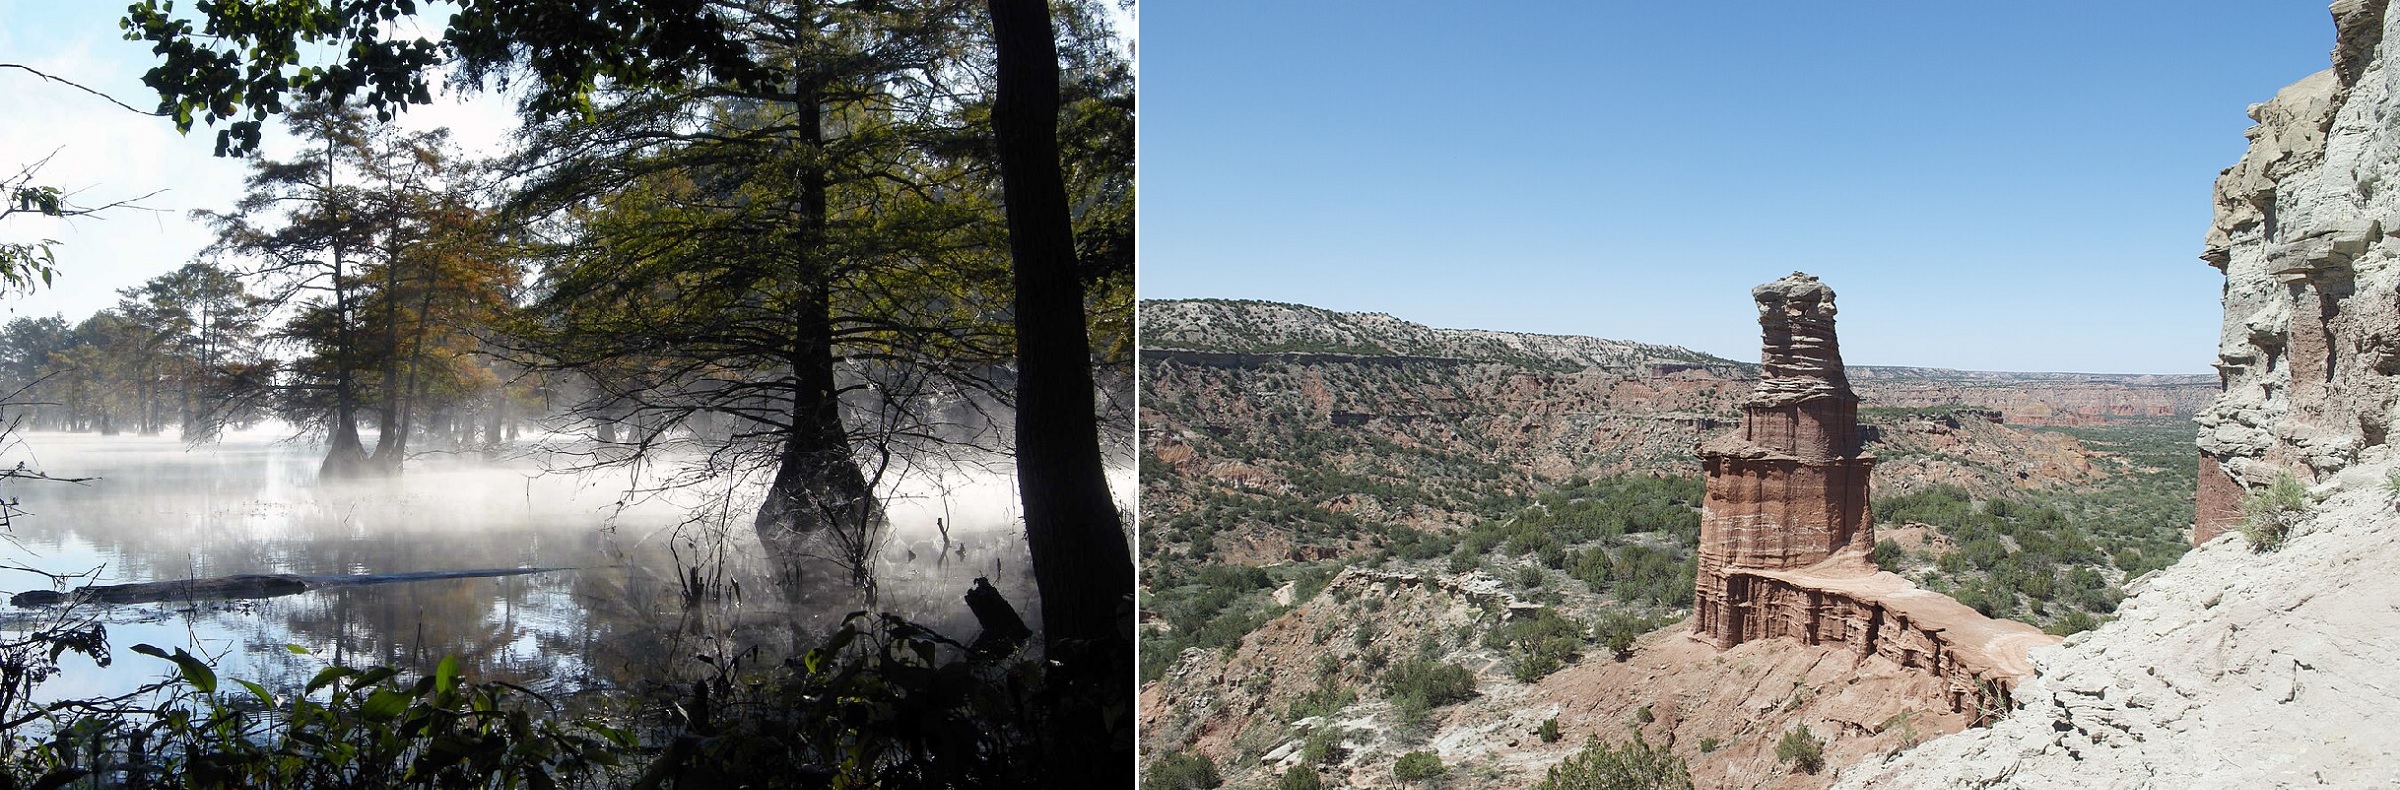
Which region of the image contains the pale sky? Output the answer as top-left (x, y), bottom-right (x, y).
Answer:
top-left (0, 0), bottom-right (519, 323)
top-left (1, 1), bottom-right (1135, 328)
top-left (1140, 2), bottom-right (2333, 374)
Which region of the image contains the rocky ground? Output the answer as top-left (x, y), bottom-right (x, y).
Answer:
top-left (1143, 566), bottom-right (1978, 789)
top-left (1834, 461), bottom-right (2400, 788)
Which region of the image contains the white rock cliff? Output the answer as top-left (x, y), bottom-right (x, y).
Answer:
top-left (1841, 2), bottom-right (2400, 785)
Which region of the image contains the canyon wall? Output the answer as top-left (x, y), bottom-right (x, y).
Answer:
top-left (1841, 4), bottom-right (2400, 785)
top-left (2195, 0), bottom-right (2400, 542)
top-left (1848, 370), bottom-right (2214, 427)
top-left (1142, 300), bottom-right (2214, 431)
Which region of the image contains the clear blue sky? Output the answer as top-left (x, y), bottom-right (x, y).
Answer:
top-left (1138, 2), bottom-right (2334, 374)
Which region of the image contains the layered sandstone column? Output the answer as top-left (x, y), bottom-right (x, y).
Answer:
top-left (1695, 273), bottom-right (1877, 648)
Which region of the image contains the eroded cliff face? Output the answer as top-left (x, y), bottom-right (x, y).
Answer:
top-left (1695, 274), bottom-right (2055, 721)
top-left (1837, 4), bottom-right (2400, 785)
top-left (2196, 0), bottom-right (2400, 542)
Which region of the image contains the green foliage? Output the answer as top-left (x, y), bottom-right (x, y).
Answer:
top-left (1593, 611), bottom-right (1663, 661)
top-left (1393, 750), bottom-right (1446, 781)
top-left (1696, 737), bottom-right (1720, 754)
top-left (1775, 724), bottom-right (1826, 774)
top-left (8, 611), bottom-right (1133, 788)
top-left (632, 612), bottom-right (1133, 786)
top-left (1874, 431), bottom-right (2194, 632)
top-left (1279, 766), bottom-right (1325, 790)
top-left (1143, 751), bottom-right (1223, 790)
top-left (1532, 734), bottom-right (1693, 790)
top-left (1287, 661), bottom-right (1359, 722)
top-left (2242, 473), bottom-right (2310, 552)
top-left (1379, 658), bottom-right (1477, 723)
top-left (1483, 609), bottom-right (1586, 682)
top-left (1286, 683), bottom-right (1358, 722)
top-left (1539, 717), bottom-right (1562, 743)
top-left (1871, 538), bottom-right (1905, 568)
top-left (1300, 726), bottom-right (1346, 767)
top-left (1141, 561), bottom-right (1299, 682)
top-left (1515, 564), bottom-right (1548, 591)
top-left (2045, 609), bottom-right (2101, 636)
top-left (1, 178), bottom-right (65, 294)
top-left (5, 643), bottom-right (629, 788)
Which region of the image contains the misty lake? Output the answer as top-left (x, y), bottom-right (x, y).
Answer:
top-left (0, 430), bottom-right (1076, 704)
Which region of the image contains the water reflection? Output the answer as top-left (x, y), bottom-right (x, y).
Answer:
top-left (0, 431), bottom-right (1076, 704)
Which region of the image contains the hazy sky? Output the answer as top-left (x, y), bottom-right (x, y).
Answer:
top-left (0, 0), bottom-right (517, 322)
top-left (1139, 2), bottom-right (2334, 374)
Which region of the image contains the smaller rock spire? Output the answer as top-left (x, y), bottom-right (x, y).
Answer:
top-left (1751, 272), bottom-right (1852, 406)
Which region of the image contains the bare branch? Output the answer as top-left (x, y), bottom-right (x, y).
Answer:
top-left (0, 63), bottom-right (165, 117)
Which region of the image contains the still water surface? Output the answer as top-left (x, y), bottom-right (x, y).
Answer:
top-left (0, 430), bottom-right (1058, 702)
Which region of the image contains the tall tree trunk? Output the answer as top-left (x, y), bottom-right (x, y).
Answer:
top-left (139, 362), bottom-right (158, 435)
top-left (387, 268), bottom-right (441, 464)
top-left (371, 234), bottom-right (405, 468)
top-left (750, 78), bottom-right (880, 602)
top-left (485, 375), bottom-right (505, 454)
top-left (986, 0), bottom-right (1132, 780)
top-left (321, 123), bottom-right (371, 478)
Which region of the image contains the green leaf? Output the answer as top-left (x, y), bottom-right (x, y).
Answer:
top-left (360, 688), bottom-right (411, 722)
top-left (239, 679), bottom-right (275, 706)
top-left (434, 654), bottom-right (459, 695)
top-left (307, 666), bottom-right (354, 694)
top-left (171, 648), bottom-right (217, 694)
top-left (133, 643), bottom-right (217, 693)
top-left (285, 643), bottom-right (311, 654)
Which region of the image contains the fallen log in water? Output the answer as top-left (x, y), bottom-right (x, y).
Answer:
top-left (9, 567), bottom-right (570, 608)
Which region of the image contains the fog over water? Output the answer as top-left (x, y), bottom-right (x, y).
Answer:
top-left (0, 427), bottom-right (1121, 702)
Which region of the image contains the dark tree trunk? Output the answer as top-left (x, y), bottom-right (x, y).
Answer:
top-left (371, 234), bottom-right (405, 468)
top-left (750, 79), bottom-right (881, 602)
top-left (485, 385), bottom-right (505, 451)
top-left (139, 364), bottom-right (159, 435)
top-left (321, 126), bottom-right (371, 478)
top-left (986, 0), bottom-right (1132, 779)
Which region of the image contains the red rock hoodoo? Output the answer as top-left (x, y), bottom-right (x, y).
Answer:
top-left (1694, 273), bottom-right (2058, 719)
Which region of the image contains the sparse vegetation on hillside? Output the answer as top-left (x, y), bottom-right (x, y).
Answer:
top-left (1139, 299), bottom-right (1740, 372)
top-left (1447, 475), bottom-right (1703, 612)
top-left (2241, 473), bottom-right (2310, 552)
top-left (1287, 654), bottom-right (1360, 721)
top-left (1138, 472), bottom-right (1704, 684)
top-left (1776, 724), bottom-right (1827, 774)
top-left (1532, 735), bottom-right (1693, 790)
top-left (1393, 750), bottom-right (1446, 781)
top-left (1875, 419), bottom-right (2196, 634)
top-left (1140, 561), bottom-right (1337, 682)
top-left (1594, 610), bottom-right (1668, 660)
top-left (1139, 309), bottom-right (2214, 786)
top-left (1379, 658), bottom-right (1479, 725)
top-left (1482, 609), bottom-right (1588, 682)
top-left (1142, 751), bottom-right (1224, 790)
